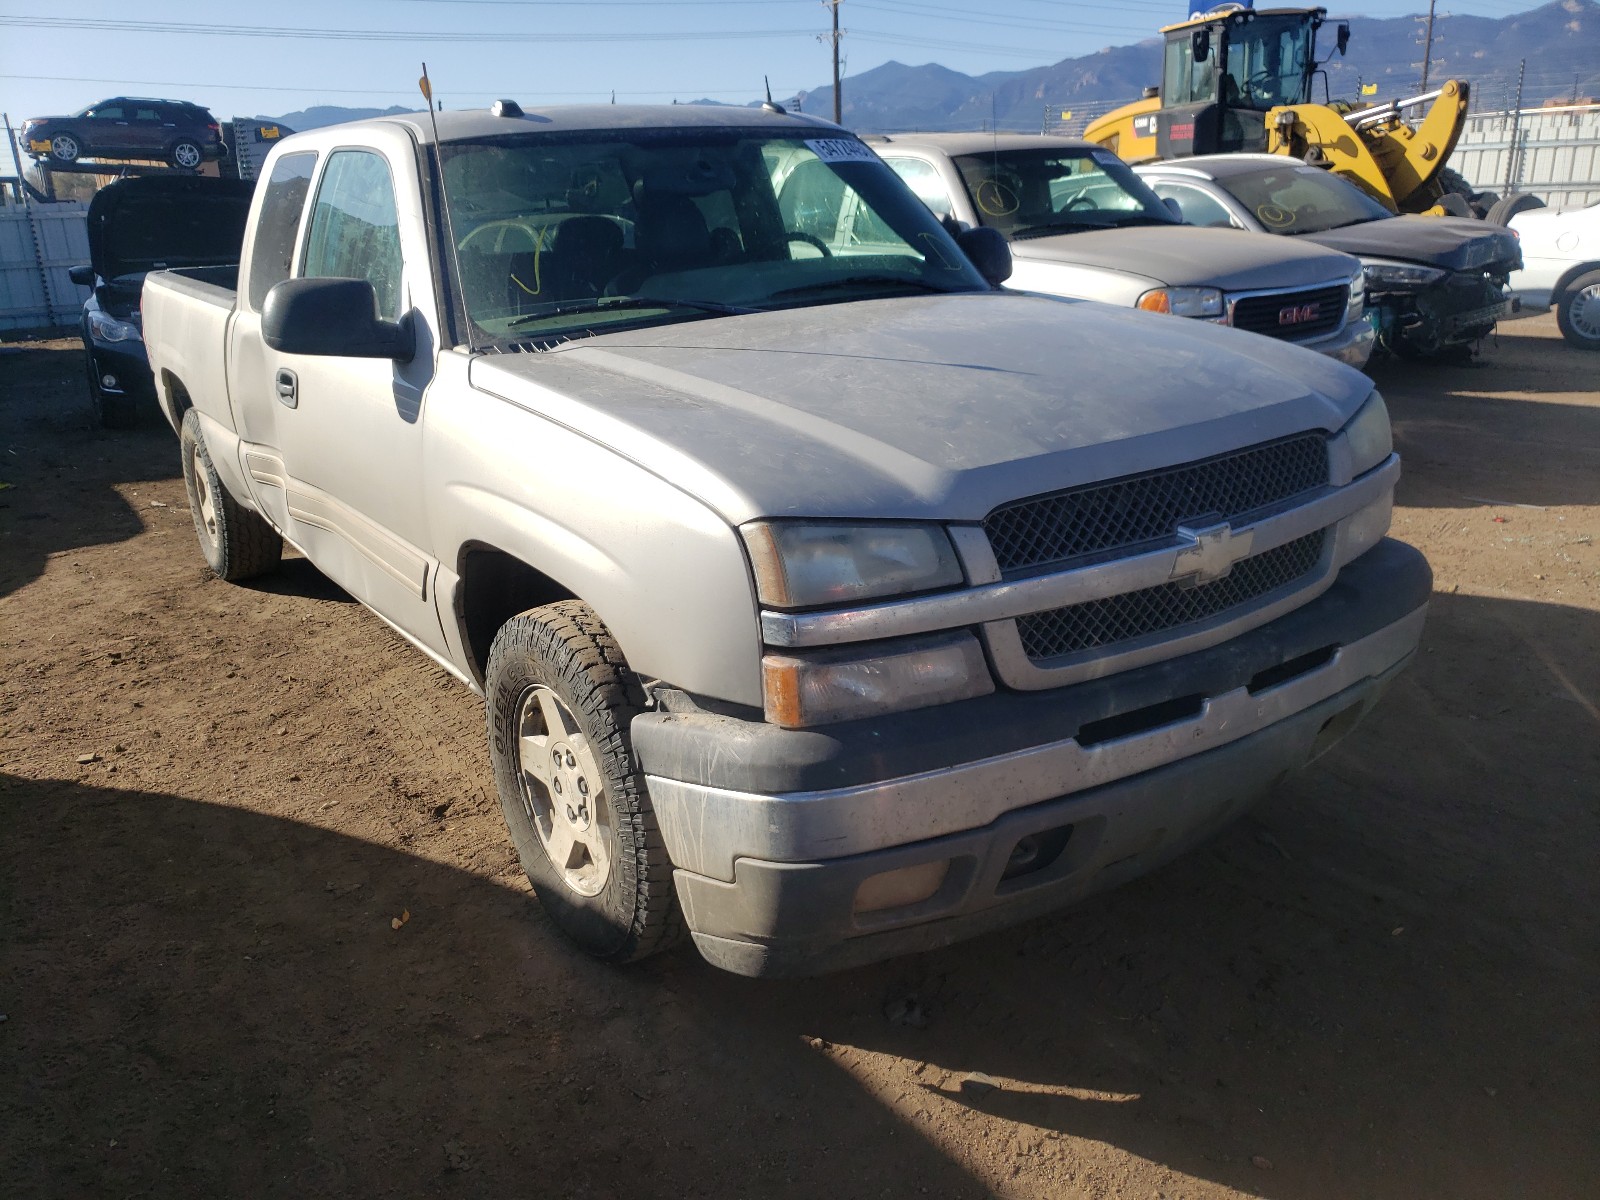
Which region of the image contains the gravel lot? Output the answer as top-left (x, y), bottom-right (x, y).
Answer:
top-left (3, 318), bottom-right (1596, 1199)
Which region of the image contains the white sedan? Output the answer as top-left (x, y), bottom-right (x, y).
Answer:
top-left (1505, 200), bottom-right (1600, 351)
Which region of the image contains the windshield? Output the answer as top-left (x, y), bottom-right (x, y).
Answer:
top-left (1222, 14), bottom-right (1316, 110)
top-left (1217, 165), bottom-right (1394, 235)
top-left (438, 129), bottom-right (987, 342)
top-left (950, 148), bottom-right (1177, 238)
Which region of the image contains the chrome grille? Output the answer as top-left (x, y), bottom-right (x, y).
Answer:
top-left (1016, 530), bottom-right (1327, 662)
top-left (1230, 285), bottom-right (1347, 341)
top-left (985, 433), bottom-right (1329, 578)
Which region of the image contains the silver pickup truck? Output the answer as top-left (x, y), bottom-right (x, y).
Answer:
top-left (141, 103), bottom-right (1429, 977)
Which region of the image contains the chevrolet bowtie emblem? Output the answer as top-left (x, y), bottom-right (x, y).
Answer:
top-left (1170, 521), bottom-right (1255, 587)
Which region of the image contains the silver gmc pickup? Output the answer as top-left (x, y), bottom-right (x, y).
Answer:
top-left (141, 103), bottom-right (1430, 977)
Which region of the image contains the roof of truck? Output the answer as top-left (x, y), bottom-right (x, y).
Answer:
top-left (353, 103), bottom-right (844, 144)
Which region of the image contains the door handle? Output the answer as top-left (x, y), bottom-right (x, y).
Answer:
top-left (275, 368), bottom-right (298, 408)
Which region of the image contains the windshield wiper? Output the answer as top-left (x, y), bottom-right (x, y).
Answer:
top-left (506, 296), bottom-right (751, 329)
top-left (764, 275), bottom-right (960, 301)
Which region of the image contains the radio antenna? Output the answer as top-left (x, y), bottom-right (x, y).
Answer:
top-left (761, 76), bottom-right (787, 115)
top-left (420, 63), bottom-right (474, 352)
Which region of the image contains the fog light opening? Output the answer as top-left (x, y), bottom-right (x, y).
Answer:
top-left (1000, 824), bottom-right (1074, 883)
top-left (100, 374), bottom-right (119, 390)
top-left (853, 860), bottom-right (949, 915)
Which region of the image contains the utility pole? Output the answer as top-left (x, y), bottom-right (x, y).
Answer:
top-left (1418, 0), bottom-right (1438, 91)
top-left (820, 0), bottom-right (843, 124)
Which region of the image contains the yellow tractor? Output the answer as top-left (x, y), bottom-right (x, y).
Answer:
top-left (1083, 4), bottom-right (1476, 216)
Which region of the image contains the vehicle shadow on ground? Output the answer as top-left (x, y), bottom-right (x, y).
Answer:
top-left (0, 344), bottom-right (178, 599)
top-left (670, 586), bottom-right (1599, 1200)
top-left (5, 591), bottom-right (1596, 1200)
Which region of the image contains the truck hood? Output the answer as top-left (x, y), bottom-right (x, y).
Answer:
top-left (470, 293), bottom-right (1372, 525)
top-left (86, 175), bottom-right (255, 286)
top-left (1008, 225), bottom-right (1356, 292)
top-left (1298, 215), bottom-right (1521, 274)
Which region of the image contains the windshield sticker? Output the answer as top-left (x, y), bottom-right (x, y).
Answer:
top-left (1255, 202), bottom-right (1295, 229)
top-left (805, 137), bottom-right (878, 164)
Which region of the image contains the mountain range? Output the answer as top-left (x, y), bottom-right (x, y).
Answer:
top-left (266, 1), bottom-right (1600, 135)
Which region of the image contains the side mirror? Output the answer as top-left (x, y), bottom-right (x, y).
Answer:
top-left (1163, 197), bottom-right (1184, 221)
top-left (1336, 23), bottom-right (1350, 55)
top-left (262, 277), bottom-right (414, 361)
top-left (1191, 29), bottom-right (1211, 64)
top-left (957, 226), bottom-right (1012, 287)
top-left (69, 264), bottom-right (95, 287)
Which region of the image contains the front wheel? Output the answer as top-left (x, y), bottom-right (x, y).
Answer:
top-left (1556, 269), bottom-right (1600, 351)
top-left (180, 408), bottom-right (283, 581)
top-left (49, 133), bottom-right (81, 163)
top-left (486, 601), bottom-right (683, 964)
top-left (170, 139), bottom-right (203, 170)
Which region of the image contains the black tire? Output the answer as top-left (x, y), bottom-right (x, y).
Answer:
top-left (85, 356), bottom-right (139, 429)
top-left (486, 600), bottom-right (683, 964)
top-left (1469, 189), bottom-right (1500, 219)
top-left (179, 408), bottom-right (283, 581)
top-left (49, 132), bottom-right (82, 164)
top-left (1555, 268), bottom-right (1600, 351)
top-left (169, 139), bottom-right (203, 170)
top-left (1437, 192), bottom-right (1473, 218)
top-left (1485, 192), bottom-right (1545, 226)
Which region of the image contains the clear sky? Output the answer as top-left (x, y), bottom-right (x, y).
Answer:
top-left (0, 0), bottom-right (1558, 129)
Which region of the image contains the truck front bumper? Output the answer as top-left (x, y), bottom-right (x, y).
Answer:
top-left (633, 538), bottom-right (1430, 977)
top-left (1293, 315), bottom-right (1376, 368)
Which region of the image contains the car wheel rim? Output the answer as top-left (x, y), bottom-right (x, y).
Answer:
top-left (175, 144), bottom-right (200, 168)
top-left (52, 135), bottom-right (77, 160)
top-left (1572, 285), bottom-right (1600, 342)
top-left (514, 684), bottom-right (612, 897)
top-left (190, 444), bottom-right (219, 546)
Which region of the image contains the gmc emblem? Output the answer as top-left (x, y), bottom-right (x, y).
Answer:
top-left (1278, 302), bottom-right (1321, 325)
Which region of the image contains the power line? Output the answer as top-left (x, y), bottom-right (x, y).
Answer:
top-left (0, 16), bottom-right (817, 43)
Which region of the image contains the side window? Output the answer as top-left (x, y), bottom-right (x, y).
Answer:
top-left (302, 150), bottom-right (405, 319)
top-left (246, 151), bottom-right (318, 311)
top-left (883, 158), bottom-right (954, 220)
top-left (90, 104), bottom-right (125, 120)
top-left (1153, 182), bottom-right (1235, 228)
top-left (133, 107), bottom-right (161, 122)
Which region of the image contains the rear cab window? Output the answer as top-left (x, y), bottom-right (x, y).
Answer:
top-left (247, 151), bottom-right (319, 310)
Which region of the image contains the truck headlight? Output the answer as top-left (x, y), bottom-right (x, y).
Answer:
top-left (1341, 390), bottom-right (1392, 475)
top-left (1346, 267), bottom-right (1365, 321)
top-left (1136, 286), bottom-right (1224, 319)
top-left (1363, 261), bottom-right (1447, 290)
top-left (743, 521), bottom-right (963, 610)
top-left (87, 310), bottom-right (142, 343)
top-left (762, 632), bottom-right (993, 728)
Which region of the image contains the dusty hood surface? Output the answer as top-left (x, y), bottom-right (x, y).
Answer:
top-left (1299, 215), bottom-right (1521, 273)
top-left (471, 293), bottom-right (1372, 525)
top-left (1008, 225), bottom-right (1357, 292)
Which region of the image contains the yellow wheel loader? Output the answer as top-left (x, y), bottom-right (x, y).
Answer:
top-left (1083, 5), bottom-right (1476, 216)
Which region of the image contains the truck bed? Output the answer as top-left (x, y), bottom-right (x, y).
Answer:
top-left (141, 264), bottom-right (239, 435)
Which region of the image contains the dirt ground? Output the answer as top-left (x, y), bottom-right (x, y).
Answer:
top-left (2, 319), bottom-right (1597, 1200)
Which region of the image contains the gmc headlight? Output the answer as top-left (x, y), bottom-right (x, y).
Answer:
top-left (1363, 261), bottom-right (1447, 289)
top-left (743, 521), bottom-right (963, 610)
top-left (762, 632), bottom-right (993, 728)
top-left (1136, 286), bottom-right (1224, 319)
top-left (1341, 391), bottom-right (1393, 475)
top-left (1345, 267), bottom-right (1365, 320)
top-left (87, 310), bottom-right (141, 343)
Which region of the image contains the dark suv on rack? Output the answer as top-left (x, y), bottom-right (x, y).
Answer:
top-left (21, 98), bottom-right (224, 169)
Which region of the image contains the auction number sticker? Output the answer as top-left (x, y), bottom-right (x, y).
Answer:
top-left (805, 137), bottom-right (878, 163)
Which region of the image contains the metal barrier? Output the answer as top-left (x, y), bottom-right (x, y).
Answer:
top-left (1451, 104), bottom-right (1600, 208)
top-left (0, 202), bottom-right (90, 331)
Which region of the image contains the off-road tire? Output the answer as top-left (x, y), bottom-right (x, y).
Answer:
top-left (179, 408), bottom-right (283, 581)
top-left (486, 600), bottom-right (684, 964)
top-left (170, 139), bottom-right (203, 170)
top-left (1556, 269), bottom-right (1600, 351)
top-left (1486, 192), bottom-right (1545, 226)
